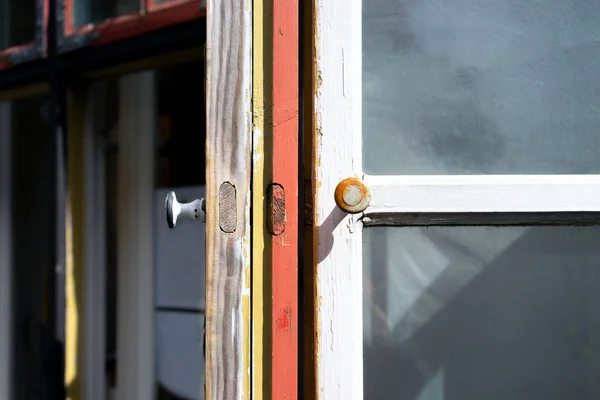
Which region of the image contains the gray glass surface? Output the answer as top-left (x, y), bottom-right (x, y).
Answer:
top-left (364, 226), bottom-right (600, 399)
top-left (363, 0), bottom-right (600, 174)
top-left (1, 1), bottom-right (36, 49)
top-left (74, 0), bottom-right (139, 28)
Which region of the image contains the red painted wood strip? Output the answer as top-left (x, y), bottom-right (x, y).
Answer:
top-left (271, 0), bottom-right (299, 398)
top-left (65, 0), bottom-right (74, 35)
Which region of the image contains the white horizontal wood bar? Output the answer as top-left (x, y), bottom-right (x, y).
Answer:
top-left (364, 175), bottom-right (600, 224)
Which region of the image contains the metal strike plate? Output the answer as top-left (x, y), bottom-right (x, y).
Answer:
top-left (165, 191), bottom-right (206, 229)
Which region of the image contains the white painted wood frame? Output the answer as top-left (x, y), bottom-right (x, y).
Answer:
top-left (83, 82), bottom-right (108, 400)
top-left (313, 0), bottom-right (363, 398)
top-left (116, 71), bottom-right (156, 400)
top-left (0, 103), bottom-right (12, 400)
top-left (364, 175), bottom-right (600, 225)
top-left (313, 0), bottom-right (600, 399)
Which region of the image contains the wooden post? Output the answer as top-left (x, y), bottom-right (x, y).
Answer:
top-left (205, 0), bottom-right (252, 398)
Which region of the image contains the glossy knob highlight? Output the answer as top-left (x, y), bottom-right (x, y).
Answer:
top-left (165, 191), bottom-right (205, 229)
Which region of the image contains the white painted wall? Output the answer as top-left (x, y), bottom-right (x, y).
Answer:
top-left (83, 82), bottom-right (108, 400)
top-left (116, 72), bottom-right (156, 400)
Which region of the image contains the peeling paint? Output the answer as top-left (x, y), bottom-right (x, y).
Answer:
top-left (313, 0), bottom-right (364, 398)
top-left (276, 307), bottom-right (292, 332)
top-left (316, 69), bottom-right (323, 92)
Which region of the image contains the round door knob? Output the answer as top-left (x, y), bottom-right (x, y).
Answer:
top-left (334, 177), bottom-right (371, 214)
top-left (165, 191), bottom-right (206, 229)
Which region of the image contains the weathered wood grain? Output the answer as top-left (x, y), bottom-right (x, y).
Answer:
top-left (205, 0), bottom-right (252, 398)
top-left (219, 182), bottom-right (237, 233)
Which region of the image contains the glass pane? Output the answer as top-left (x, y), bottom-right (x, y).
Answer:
top-left (154, 61), bottom-right (206, 399)
top-left (156, 61), bottom-right (206, 188)
top-left (9, 96), bottom-right (53, 398)
top-left (0, 0), bottom-right (36, 48)
top-left (363, 0), bottom-right (600, 174)
top-left (73, 0), bottom-right (139, 28)
top-left (364, 226), bottom-right (600, 400)
top-left (87, 62), bottom-right (206, 399)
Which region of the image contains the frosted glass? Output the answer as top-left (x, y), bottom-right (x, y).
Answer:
top-left (363, 0), bottom-right (600, 174)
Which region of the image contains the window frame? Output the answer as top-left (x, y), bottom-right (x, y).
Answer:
top-left (312, 0), bottom-right (600, 399)
top-left (312, 0), bottom-right (363, 398)
top-left (58, 0), bottom-right (205, 54)
top-left (364, 175), bottom-right (600, 225)
top-left (0, 0), bottom-right (46, 71)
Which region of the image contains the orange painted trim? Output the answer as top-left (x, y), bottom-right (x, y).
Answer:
top-left (63, 0), bottom-right (204, 46)
top-left (65, 0), bottom-right (75, 35)
top-left (271, 0), bottom-right (299, 398)
top-left (0, 43), bottom-right (36, 71)
top-left (43, 0), bottom-right (49, 55)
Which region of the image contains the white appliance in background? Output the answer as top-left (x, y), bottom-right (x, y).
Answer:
top-left (154, 186), bottom-right (206, 400)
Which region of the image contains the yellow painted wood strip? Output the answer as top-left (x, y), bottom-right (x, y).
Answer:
top-left (65, 84), bottom-right (86, 400)
top-left (251, 0), bottom-right (271, 397)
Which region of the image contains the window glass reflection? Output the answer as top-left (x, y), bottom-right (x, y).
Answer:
top-left (0, 0), bottom-right (36, 48)
top-left (73, 0), bottom-right (139, 28)
top-left (9, 96), bottom-right (54, 399)
top-left (364, 226), bottom-right (600, 399)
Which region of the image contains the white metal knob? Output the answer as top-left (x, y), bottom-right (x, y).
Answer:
top-left (165, 191), bottom-right (205, 229)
